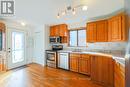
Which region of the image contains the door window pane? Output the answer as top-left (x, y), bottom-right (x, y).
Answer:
top-left (12, 51), bottom-right (24, 63)
top-left (69, 31), bottom-right (77, 46)
top-left (12, 32), bottom-right (24, 63)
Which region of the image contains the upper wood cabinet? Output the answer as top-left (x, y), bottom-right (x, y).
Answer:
top-left (91, 55), bottom-right (114, 87)
top-left (59, 24), bottom-right (68, 36)
top-left (96, 20), bottom-right (108, 42)
top-left (108, 13), bottom-right (127, 41)
top-left (50, 24), bottom-right (68, 37)
top-left (87, 23), bottom-right (97, 42)
top-left (86, 20), bottom-right (108, 42)
top-left (86, 12), bottom-right (127, 42)
top-left (50, 24), bottom-right (68, 43)
top-left (50, 25), bottom-right (59, 36)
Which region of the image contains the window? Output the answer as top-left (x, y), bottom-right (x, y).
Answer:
top-left (69, 29), bottom-right (86, 46)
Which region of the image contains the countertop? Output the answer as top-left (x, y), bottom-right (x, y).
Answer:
top-left (58, 50), bottom-right (125, 67)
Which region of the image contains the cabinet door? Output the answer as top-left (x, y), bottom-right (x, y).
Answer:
top-left (91, 56), bottom-right (114, 87)
top-left (55, 25), bottom-right (59, 36)
top-left (121, 13), bottom-right (128, 41)
top-left (96, 20), bottom-right (108, 42)
top-left (86, 23), bottom-right (97, 42)
top-left (59, 24), bottom-right (68, 36)
top-left (79, 54), bottom-right (91, 75)
top-left (50, 26), bottom-right (55, 36)
top-left (50, 25), bottom-right (59, 36)
top-left (59, 24), bottom-right (68, 43)
top-left (114, 62), bottom-right (125, 87)
top-left (108, 15), bottom-right (122, 41)
top-left (70, 54), bottom-right (79, 72)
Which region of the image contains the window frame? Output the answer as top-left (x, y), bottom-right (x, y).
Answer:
top-left (69, 28), bottom-right (86, 47)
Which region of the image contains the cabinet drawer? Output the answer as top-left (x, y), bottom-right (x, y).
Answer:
top-left (80, 54), bottom-right (90, 60)
top-left (70, 53), bottom-right (80, 57)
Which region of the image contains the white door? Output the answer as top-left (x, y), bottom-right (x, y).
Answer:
top-left (7, 29), bottom-right (26, 69)
top-left (34, 31), bottom-right (44, 65)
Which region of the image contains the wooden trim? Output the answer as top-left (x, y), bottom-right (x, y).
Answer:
top-left (69, 27), bottom-right (86, 30)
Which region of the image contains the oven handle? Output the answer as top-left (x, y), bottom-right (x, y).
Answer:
top-left (46, 51), bottom-right (56, 54)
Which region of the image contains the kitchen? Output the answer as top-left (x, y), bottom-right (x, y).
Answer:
top-left (46, 12), bottom-right (126, 87)
top-left (0, 0), bottom-right (129, 87)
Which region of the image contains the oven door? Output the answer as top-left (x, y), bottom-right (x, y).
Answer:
top-left (46, 51), bottom-right (56, 61)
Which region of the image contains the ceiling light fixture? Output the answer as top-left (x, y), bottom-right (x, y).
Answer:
top-left (57, 4), bottom-right (87, 18)
top-left (57, 13), bottom-right (60, 19)
top-left (72, 8), bottom-right (76, 15)
top-left (82, 5), bottom-right (88, 11)
top-left (21, 22), bottom-right (26, 26)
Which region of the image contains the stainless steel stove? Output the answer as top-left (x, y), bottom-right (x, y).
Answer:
top-left (46, 45), bottom-right (63, 68)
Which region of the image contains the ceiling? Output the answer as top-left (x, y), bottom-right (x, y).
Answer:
top-left (2, 0), bottom-right (124, 27)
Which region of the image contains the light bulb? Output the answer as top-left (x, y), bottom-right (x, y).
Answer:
top-left (57, 13), bottom-right (60, 19)
top-left (82, 5), bottom-right (88, 11)
top-left (21, 22), bottom-right (26, 26)
top-left (72, 8), bottom-right (76, 15)
top-left (62, 11), bottom-right (66, 16)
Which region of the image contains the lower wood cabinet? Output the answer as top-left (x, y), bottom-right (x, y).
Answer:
top-left (79, 54), bottom-right (91, 75)
top-left (69, 53), bottom-right (121, 87)
top-left (114, 61), bottom-right (125, 87)
top-left (69, 54), bottom-right (91, 75)
top-left (91, 55), bottom-right (114, 87)
top-left (70, 54), bottom-right (79, 72)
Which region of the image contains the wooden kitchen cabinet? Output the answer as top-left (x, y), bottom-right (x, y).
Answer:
top-left (96, 20), bottom-right (108, 42)
top-left (70, 54), bottom-right (79, 72)
top-left (87, 12), bottom-right (127, 43)
top-left (70, 53), bottom-right (91, 75)
top-left (86, 22), bottom-right (97, 42)
top-left (59, 24), bottom-right (68, 43)
top-left (50, 25), bottom-right (59, 36)
top-left (79, 54), bottom-right (91, 75)
top-left (114, 61), bottom-right (125, 87)
top-left (108, 13), bottom-right (127, 41)
top-left (91, 55), bottom-right (114, 87)
top-left (50, 24), bottom-right (68, 37)
top-left (59, 24), bottom-right (68, 36)
top-left (86, 20), bottom-right (108, 42)
top-left (50, 24), bottom-right (68, 43)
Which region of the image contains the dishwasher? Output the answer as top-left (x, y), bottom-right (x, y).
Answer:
top-left (58, 53), bottom-right (69, 70)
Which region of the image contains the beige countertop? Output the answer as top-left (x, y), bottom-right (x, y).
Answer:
top-left (58, 50), bottom-right (125, 67)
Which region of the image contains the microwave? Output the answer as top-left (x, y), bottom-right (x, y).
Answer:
top-left (49, 36), bottom-right (61, 43)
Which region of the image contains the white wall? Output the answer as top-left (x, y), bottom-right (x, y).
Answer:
top-left (33, 25), bottom-right (51, 66)
top-left (33, 25), bottom-right (44, 65)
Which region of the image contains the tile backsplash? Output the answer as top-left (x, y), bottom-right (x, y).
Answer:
top-left (63, 42), bottom-right (127, 51)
